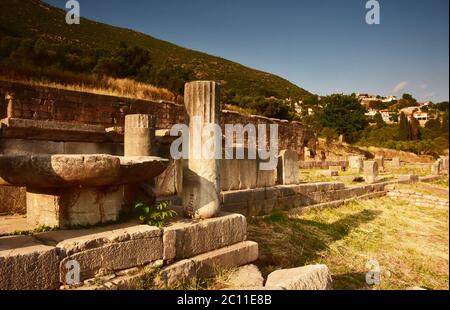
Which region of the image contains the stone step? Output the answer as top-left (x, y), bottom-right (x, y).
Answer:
top-left (0, 235), bottom-right (60, 290)
top-left (65, 240), bottom-right (259, 290)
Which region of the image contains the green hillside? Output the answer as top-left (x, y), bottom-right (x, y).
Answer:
top-left (0, 0), bottom-right (312, 119)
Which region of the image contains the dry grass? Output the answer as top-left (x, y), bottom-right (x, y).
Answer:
top-left (299, 168), bottom-right (395, 186)
top-left (158, 267), bottom-right (237, 290)
top-left (223, 104), bottom-right (256, 116)
top-left (360, 146), bottom-right (434, 163)
top-left (388, 164), bottom-right (432, 176)
top-left (248, 189), bottom-right (449, 290)
top-left (0, 67), bottom-right (176, 102)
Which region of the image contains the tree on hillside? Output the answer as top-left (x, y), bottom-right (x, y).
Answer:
top-left (390, 113), bottom-right (399, 123)
top-left (302, 95), bottom-right (320, 107)
top-left (410, 117), bottom-right (421, 140)
top-left (425, 118), bottom-right (442, 131)
top-left (397, 93), bottom-right (419, 110)
top-left (435, 101), bottom-right (449, 112)
top-left (316, 94), bottom-right (368, 143)
top-left (398, 112), bottom-right (411, 141)
top-left (374, 112), bottom-right (385, 128)
top-left (369, 100), bottom-right (388, 110)
top-left (93, 42), bottom-right (152, 79)
top-left (422, 118), bottom-right (442, 140)
top-left (321, 127), bottom-right (338, 146)
top-left (442, 111), bottom-right (449, 136)
top-left (150, 63), bottom-right (192, 95)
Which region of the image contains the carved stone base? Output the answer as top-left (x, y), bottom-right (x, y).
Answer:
top-left (26, 186), bottom-right (123, 228)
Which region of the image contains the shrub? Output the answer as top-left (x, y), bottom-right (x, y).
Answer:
top-left (135, 200), bottom-right (177, 228)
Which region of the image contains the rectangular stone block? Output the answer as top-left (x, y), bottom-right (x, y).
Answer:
top-left (222, 187), bottom-right (269, 204)
top-left (257, 168), bottom-right (276, 188)
top-left (192, 241), bottom-right (259, 278)
top-left (220, 159), bottom-right (241, 191)
top-left (276, 196), bottom-right (301, 210)
top-left (364, 160), bottom-right (379, 184)
top-left (239, 159), bottom-right (258, 189)
top-left (316, 182), bottom-right (343, 192)
top-left (59, 237), bottom-right (163, 283)
top-left (277, 150), bottom-right (299, 185)
top-left (329, 166), bottom-right (342, 172)
top-left (44, 225), bottom-right (162, 256)
top-left (26, 186), bottom-right (123, 228)
top-left (348, 155), bottom-right (364, 172)
top-left (391, 157), bottom-right (401, 167)
top-left (163, 213), bottom-right (247, 259)
top-left (316, 170), bottom-right (338, 177)
top-left (277, 185), bottom-right (302, 198)
top-left (221, 202), bottom-right (249, 216)
top-left (374, 155), bottom-right (385, 172)
top-left (0, 236), bottom-right (60, 290)
top-left (293, 183), bottom-right (319, 195)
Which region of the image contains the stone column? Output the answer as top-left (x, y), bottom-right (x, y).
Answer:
top-left (124, 114), bottom-right (156, 208)
top-left (440, 156), bottom-right (449, 172)
top-left (277, 149), bottom-right (299, 185)
top-left (392, 157), bottom-right (401, 168)
top-left (183, 81), bottom-right (221, 219)
top-left (364, 160), bottom-right (378, 184)
top-left (125, 114), bottom-right (155, 156)
top-left (348, 156), bottom-right (364, 173)
top-left (6, 92), bottom-right (15, 118)
top-left (432, 159), bottom-right (442, 175)
top-left (374, 155), bottom-right (385, 172)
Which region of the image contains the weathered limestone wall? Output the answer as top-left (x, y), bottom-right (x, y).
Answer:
top-left (0, 81), bottom-right (316, 158)
top-left (0, 81), bottom-right (183, 129)
top-left (298, 160), bottom-right (348, 170)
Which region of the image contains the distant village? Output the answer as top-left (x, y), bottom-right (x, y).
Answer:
top-left (293, 92), bottom-right (440, 127)
top-left (356, 93), bottom-right (433, 127)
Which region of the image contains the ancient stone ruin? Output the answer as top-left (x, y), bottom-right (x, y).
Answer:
top-left (0, 154), bottom-right (167, 227)
top-left (0, 80), bottom-right (446, 290)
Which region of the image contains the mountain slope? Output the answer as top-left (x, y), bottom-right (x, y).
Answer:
top-left (0, 0), bottom-right (311, 103)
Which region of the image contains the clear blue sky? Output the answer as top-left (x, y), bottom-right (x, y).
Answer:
top-left (44, 0), bottom-right (449, 102)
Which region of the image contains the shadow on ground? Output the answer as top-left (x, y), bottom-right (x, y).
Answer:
top-left (248, 209), bottom-right (382, 289)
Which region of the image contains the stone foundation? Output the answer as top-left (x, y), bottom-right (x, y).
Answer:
top-left (221, 177), bottom-right (419, 216)
top-left (26, 186), bottom-right (123, 228)
top-left (386, 188), bottom-right (449, 208)
top-left (0, 212), bottom-right (255, 290)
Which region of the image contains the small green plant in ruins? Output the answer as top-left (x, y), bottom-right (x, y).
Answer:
top-left (135, 200), bottom-right (177, 228)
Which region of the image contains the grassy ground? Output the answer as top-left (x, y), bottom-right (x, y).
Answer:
top-left (300, 169), bottom-right (396, 186)
top-left (247, 191), bottom-right (449, 290)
